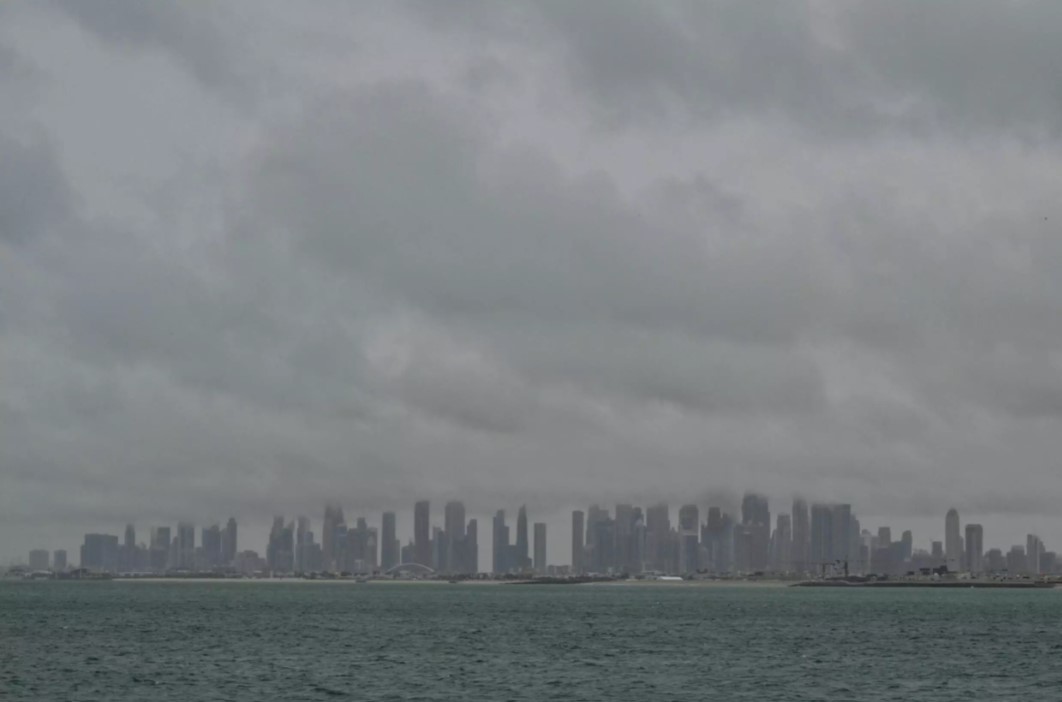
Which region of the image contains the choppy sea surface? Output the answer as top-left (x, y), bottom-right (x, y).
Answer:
top-left (3, 581), bottom-right (1062, 701)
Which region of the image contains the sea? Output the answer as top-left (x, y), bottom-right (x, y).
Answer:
top-left (3, 581), bottom-right (1062, 701)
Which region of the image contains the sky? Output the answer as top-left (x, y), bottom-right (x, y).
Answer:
top-left (3, 1), bottom-right (1062, 565)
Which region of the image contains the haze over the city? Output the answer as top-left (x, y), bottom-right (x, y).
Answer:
top-left (4, 1), bottom-right (1062, 564)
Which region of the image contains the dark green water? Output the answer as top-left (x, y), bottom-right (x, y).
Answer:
top-left (3, 582), bottom-right (1062, 701)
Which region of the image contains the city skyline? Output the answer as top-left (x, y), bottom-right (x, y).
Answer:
top-left (7, 4), bottom-right (1062, 583)
top-left (11, 495), bottom-right (1059, 581)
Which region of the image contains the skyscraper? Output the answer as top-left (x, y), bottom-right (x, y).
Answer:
top-left (740, 493), bottom-right (770, 572)
top-left (533, 522), bottom-right (547, 574)
top-left (965, 524), bottom-right (984, 574)
top-left (381, 511), bottom-right (398, 570)
top-left (177, 522), bottom-right (195, 570)
top-left (266, 516), bottom-right (295, 573)
top-left (202, 524), bottom-right (222, 568)
top-left (791, 499), bottom-right (809, 574)
top-left (151, 526), bottom-right (171, 572)
top-left (571, 510), bottom-right (585, 574)
top-left (322, 503), bottom-right (345, 571)
top-left (809, 504), bottom-right (832, 575)
top-left (678, 504), bottom-right (699, 574)
top-left (444, 501), bottom-right (468, 573)
top-left (53, 549), bottom-right (67, 571)
top-left (516, 506), bottom-right (530, 571)
top-left (466, 518), bottom-right (478, 574)
top-left (414, 500), bottom-right (431, 568)
top-left (80, 533), bottom-right (119, 572)
top-left (295, 516), bottom-right (310, 572)
top-left (644, 503), bottom-right (670, 573)
top-left (1027, 534), bottom-right (1044, 575)
top-left (772, 513), bottom-right (792, 572)
top-left (222, 517), bottom-right (238, 566)
top-left (492, 510), bottom-right (509, 574)
top-left (945, 508), bottom-right (961, 572)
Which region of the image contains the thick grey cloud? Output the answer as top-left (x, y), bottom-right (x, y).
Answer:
top-left (3, 2), bottom-right (1062, 563)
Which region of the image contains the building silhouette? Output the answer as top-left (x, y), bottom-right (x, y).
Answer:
top-left (414, 501), bottom-right (431, 568)
top-left (533, 522), bottom-right (547, 574)
top-left (945, 508), bottom-right (961, 572)
top-left (965, 524), bottom-right (984, 575)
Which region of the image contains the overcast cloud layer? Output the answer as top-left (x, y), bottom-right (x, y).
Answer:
top-left (4, 1), bottom-right (1062, 561)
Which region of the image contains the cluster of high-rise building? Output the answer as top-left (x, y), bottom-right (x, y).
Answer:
top-left (68, 519), bottom-right (240, 574)
top-left (21, 495), bottom-right (1061, 578)
top-left (569, 497), bottom-right (1058, 578)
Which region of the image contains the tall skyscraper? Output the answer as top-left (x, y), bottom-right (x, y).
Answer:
top-left (80, 533), bottom-right (119, 572)
top-left (571, 510), bottom-right (585, 574)
top-left (533, 522), bottom-right (547, 574)
top-left (267, 516), bottom-right (295, 573)
top-left (791, 499), bottom-right (809, 574)
top-left (644, 503), bottom-right (670, 573)
top-left (831, 504), bottom-right (852, 567)
top-left (809, 504), bottom-right (832, 574)
top-left (900, 530), bottom-right (913, 562)
top-left (678, 504), bottom-right (699, 574)
top-left (202, 524), bottom-right (222, 568)
top-left (772, 513), bottom-right (792, 572)
top-left (381, 511), bottom-right (398, 570)
top-left (1027, 534), bottom-right (1044, 575)
top-left (492, 510), bottom-right (509, 574)
top-left (151, 526), bottom-right (171, 572)
top-left (177, 522), bottom-right (195, 570)
top-left (53, 549), bottom-right (67, 571)
top-left (322, 503), bottom-right (345, 571)
top-left (516, 506), bottom-right (530, 571)
top-left (222, 518), bottom-right (238, 566)
top-left (295, 516), bottom-right (310, 572)
top-left (414, 500), bottom-right (431, 568)
top-left (965, 524), bottom-right (984, 574)
top-left (740, 493), bottom-right (770, 572)
top-left (945, 508), bottom-right (961, 572)
top-left (466, 518), bottom-right (478, 574)
top-left (444, 501), bottom-right (468, 574)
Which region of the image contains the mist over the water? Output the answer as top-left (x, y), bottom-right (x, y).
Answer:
top-left (5, 2), bottom-right (1062, 563)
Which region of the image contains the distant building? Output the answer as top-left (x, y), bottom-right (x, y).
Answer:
top-left (740, 493), bottom-right (770, 572)
top-left (1027, 535), bottom-right (1044, 575)
top-left (465, 518), bottom-right (478, 574)
top-left (771, 514), bottom-right (792, 572)
top-left (984, 548), bottom-right (1005, 573)
top-left (53, 549), bottom-right (67, 572)
top-left (150, 526), bottom-right (171, 572)
top-left (516, 506), bottom-right (530, 571)
top-left (945, 508), bottom-right (961, 572)
top-left (202, 524), bottom-right (222, 569)
top-left (1007, 545), bottom-right (1027, 574)
top-left (29, 549), bottom-right (50, 571)
top-left (533, 522), bottom-right (547, 574)
top-left (322, 504), bottom-right (345, 571)
top-left (678, 504), bottom-right (699, 574)
top-left (444, 501), bottom-right (467, 574)
top-left (222, 517), bottom-right (238, 566)
top-left (964, 524), bottom-right (984, 574)
top-left (177, 522), bottom-right (195, 570)
top-left (414, 501), bottom-right (431, 568)
top-left (492, 510), bottom-right (510, 574)
top-left (381, 512), bottom-right (398, 571)
top-left (571, 510), bottom-right (585, 574)
top-left (791, 499), bottom-right (810, 574)
top-left (80, 533), bottom-right (119, 572)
